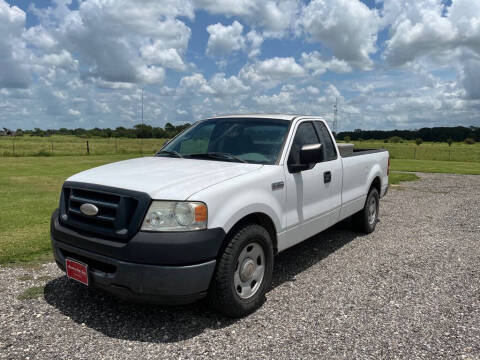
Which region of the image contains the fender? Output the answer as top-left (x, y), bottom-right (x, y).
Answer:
top-left (188, 166), bottom-right (285, 236)
top-left (217, 200), bottom-right (282, 236)
top-left (366, 163), bottom-right (383, 195)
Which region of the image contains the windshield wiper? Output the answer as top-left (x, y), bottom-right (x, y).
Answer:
top-left (187, 152), bottom-right (248, 163)
top-left (155, 150), bottom-right (184, 158)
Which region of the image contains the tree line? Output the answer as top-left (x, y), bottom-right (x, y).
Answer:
top-left (4, 123), bottom-right (191, 139)
top-left (337, 126), bottom-right (479, 143)
top-left (3, 124), bottom-right (479, 143)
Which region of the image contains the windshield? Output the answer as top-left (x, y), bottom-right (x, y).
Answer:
top-left (157, 118), bottom-right (290, 164)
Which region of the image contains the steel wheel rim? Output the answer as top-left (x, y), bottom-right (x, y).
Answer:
top-left (368, 196), bottom-right (377, 225)
top-left (234, 242), bottom-right (265, 299)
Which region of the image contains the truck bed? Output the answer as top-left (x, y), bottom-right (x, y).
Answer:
top-left (339, 148), bottom-right (389, 220)
top-left (341, 148), bottom-right (388, 158)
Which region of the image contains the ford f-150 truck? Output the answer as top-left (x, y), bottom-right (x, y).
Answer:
top-left (51, 114), bottom-right (389, 317)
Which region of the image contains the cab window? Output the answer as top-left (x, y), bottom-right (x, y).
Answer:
top-left (288, 122), bottom-right (320, 165)
top-left (313, 121), bottom-right (337, 161)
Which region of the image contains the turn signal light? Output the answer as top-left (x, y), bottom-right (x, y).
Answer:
top-left (195, 204), bottom-right (208, 222)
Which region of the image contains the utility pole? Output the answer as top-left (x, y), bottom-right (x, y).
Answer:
top-left (141, 88), bottom-right (144, 155)
top-left (333, 97), bottom-right (338, 135)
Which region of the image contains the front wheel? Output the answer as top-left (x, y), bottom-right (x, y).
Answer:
top-left (353, 188), bottom-right (379, 234)
top-left (207, 223), bottom-right (274, 318)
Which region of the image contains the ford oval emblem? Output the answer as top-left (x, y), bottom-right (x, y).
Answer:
top-left (80, 203), bottom-right (99, 216)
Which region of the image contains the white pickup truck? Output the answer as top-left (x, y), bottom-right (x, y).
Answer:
top-left (51, 114), bottom-right (389, 317)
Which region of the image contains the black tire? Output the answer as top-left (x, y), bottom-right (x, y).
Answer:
top-left (207, 223), bottom-right (274, 318)
top-left (353, 188), bottom-right (379, 234)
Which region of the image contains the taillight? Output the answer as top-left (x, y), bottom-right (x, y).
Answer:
top-left (387, 156), bottom-right (390, 175)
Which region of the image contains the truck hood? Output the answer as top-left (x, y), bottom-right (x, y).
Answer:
top-left (66, 156), bottom-right (263, 200)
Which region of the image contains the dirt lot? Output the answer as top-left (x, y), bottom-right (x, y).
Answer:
top-left (1, 173), bottom-right (479, 359)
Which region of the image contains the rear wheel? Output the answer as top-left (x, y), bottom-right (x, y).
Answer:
top-left (353, 188), bottom-right (379, 234)
top-left (207, 223), bottom-right (274, 318)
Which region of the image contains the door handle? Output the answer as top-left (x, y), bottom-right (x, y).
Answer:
top-left (324, 171), bottom-right (331, 183)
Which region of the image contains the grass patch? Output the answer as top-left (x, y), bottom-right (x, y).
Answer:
top-left (8, 253), bottom-right (54, 269)
top-left (389, 172), bottom-right (420, 184)
top-left (391, 159), bottom-right (480, 175)
top-left (18, 285), bottom-right (44, 300)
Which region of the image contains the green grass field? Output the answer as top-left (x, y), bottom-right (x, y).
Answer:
top-left (346, 139), bottom-right (480, 163)
top-left (388, 172), bottom-right (420, 184)
top-left (0, 153), bottom-right (479, 265)
top-left (391, 159), bottom-right (480, 175)
top-left (0, 135), bottom-right (166, 157)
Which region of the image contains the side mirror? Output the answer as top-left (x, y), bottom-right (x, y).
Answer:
top-left (288, 143), bottom-right (323, 173)
top-left (300, 143), bottom-right (323, 164)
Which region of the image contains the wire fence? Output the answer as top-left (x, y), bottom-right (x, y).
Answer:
top-left (357, 144), bottom-right (480, 163)
top-left (0, 137), bottom-right (168, 157)
top-left (1, 137), bottom-right (480, 163)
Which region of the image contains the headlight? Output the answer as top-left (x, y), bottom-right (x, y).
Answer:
top-left (141, 201), bottom-right (207, 231)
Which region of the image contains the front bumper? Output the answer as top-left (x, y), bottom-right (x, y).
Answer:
top-left (51, 209), bottom-right (225, 304)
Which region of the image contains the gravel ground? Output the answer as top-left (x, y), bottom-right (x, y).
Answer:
top-left (1, 172), bottom-right (479, 359)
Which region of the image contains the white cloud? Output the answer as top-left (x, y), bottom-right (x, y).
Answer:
top-left (301, 51), bottom-right (352, 76)
top-left (42, 50), bottom-right (78, 71)
top-left (240, 57), bottom-right (305, 87)
top-left (194, 0), bottom-right (299, 35)
top-left (382, 0), bottom-right (480, 98)
top-left (351, 83), bottom-right (376, 94)
top-left (460, 59), bottom-right (480, 99)
top-left (23, 25), bottom-right (57, 50)
top-left (181, 72), bottom-right (249, 96)
top-left (257, 0), bottom-right (300, 35)
top-left (141, 45), bottom-right (186, 71)
top-left (180, 73), bottom-right (214, 94)
top-left (383, 0), bottom-right (456, 66)
top-left (0, 0), bottom-right (31, 88)
top-left (209, 73), bottom-right (250, 95)
top-left (246, 30), bottom-right (263, 58)
top-left (206, 21), bottom-right (245, 56)
top-left (255, 91), bottom-right (292, 107)
top-left (256, 57), bottom-right (305, 78)
top-left (193, 0), bottom-right (256, 17)
top-left (30, 0), bottom-right (192, 85)
top-left (137, 66), bottom-right (165, 85)
top-left (93, 79), bottom-right (134, 90)
top-left (325, 84), bottom-right (341, 101)
top-left (301, 0), bottom-right (380, 69)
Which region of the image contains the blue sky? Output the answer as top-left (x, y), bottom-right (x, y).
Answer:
top-left (1, 0), bottom-right (479, 131)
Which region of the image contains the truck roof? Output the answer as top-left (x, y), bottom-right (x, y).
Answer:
top-left (207, 114), bottom-right (323, 121)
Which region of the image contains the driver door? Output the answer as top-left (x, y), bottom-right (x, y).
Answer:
top-left (283, 121), bottom-right (339, 249)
